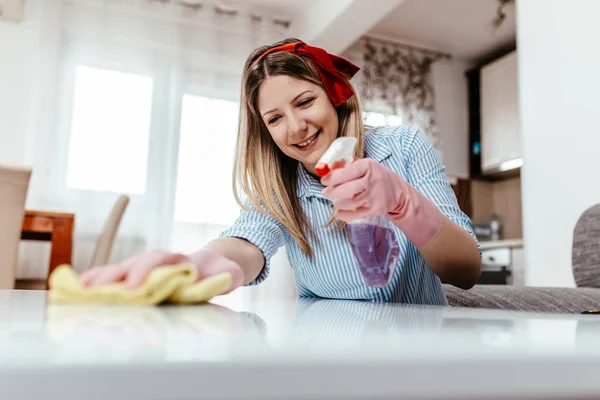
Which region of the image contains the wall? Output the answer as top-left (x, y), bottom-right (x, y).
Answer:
top-left (471, 177), bottom-right (522, 240)
top-left (431, 58), bottom-right (471, 179)
top-left (518, 0), bottom-right (600, 287)
top-left (344, 39), bottom-right (471, 180)
top-left (0, 0), bottom-right (41, 165)
top-left (470, 180), bottom-right (493, 223)
top-left (492, 177), bottom-right (522, 240)
top-left (0, 0), bottom-right (62, 184)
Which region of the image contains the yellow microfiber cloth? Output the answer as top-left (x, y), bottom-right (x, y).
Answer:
top-left (48, 264), bottom-right (232, 305)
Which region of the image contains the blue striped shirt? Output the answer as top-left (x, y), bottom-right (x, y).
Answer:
top-left (219, 125), bottom-right (479, 305)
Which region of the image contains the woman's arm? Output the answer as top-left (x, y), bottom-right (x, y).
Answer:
top-left (201, 237), bottom-right (265, 286)
top-left (417, 216), bottom-right (481, 290)
top-left (81, 237), bottom-right (268, 290)
top-left (80, 219), bottom-right (274, 290)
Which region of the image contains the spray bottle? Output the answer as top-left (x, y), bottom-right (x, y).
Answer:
top-left (316, 137), bottom-right (400, 288)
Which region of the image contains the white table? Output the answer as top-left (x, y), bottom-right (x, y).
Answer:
top-left (1, 290), bottom-right (600, 400)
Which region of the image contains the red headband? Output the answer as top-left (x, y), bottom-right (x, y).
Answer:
top-left (257, 42), bottom-right (360, 107)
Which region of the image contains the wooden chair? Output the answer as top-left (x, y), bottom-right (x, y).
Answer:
top-left (88, 194), bottom-right (130, 267)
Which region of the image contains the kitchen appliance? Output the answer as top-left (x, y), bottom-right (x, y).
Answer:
top-left (479, 248), bottom-right (512, 285)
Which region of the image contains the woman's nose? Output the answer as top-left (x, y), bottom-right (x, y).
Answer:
top-left (287, 113), bottom-right (308, 135)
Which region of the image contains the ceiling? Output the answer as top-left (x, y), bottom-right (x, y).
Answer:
top-left (149, 0), bottom-right (516, 63)
top-left (368, 0), bottom-right (516, 63)
top-left (226, 0), bottom-right (314, 16)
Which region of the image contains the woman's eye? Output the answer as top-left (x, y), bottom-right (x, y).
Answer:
top-left (298, 98), bottom-right (315, 107)
top-left (268, 116), bottom-right (280, 125)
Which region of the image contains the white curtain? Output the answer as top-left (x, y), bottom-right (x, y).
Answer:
top-left (19, 0), bottom-right (298, 302)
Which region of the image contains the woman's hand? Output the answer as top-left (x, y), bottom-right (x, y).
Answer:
top-left (321, 158), bottom-right (403, 220)
top-left (79, 248), bottom-right (245, 293)
top-left (321, 158), bottom-right (444, 247)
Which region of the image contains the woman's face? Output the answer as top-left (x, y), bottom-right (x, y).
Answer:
top-left (257, 75), bottom-right (339, 176)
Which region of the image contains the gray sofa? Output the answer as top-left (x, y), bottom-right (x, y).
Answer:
top-left (443, 204), bottom-right (600, 313)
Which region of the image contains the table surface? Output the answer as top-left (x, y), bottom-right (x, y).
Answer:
top-left (1, 290), bottom-right (600, 400)
top-left (24, 210), bottom-right (76, 219)
top-left (479, 238), bottom-right (524, 250)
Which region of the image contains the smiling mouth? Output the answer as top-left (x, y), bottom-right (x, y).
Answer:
top-left (295, 130), bottom-right (321, 148)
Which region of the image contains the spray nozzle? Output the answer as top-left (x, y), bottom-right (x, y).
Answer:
top-left (315, 137), bottom-right (358, 177)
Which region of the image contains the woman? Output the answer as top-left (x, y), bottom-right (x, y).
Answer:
top-left (81, 38), bottom-right (481, 304)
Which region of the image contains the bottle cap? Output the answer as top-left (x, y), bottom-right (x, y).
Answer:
top-left (315, 137), bottom-right (357, 177)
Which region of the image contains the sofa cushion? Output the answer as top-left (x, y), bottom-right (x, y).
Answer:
top-left (444, 284), bottom-right (600, 313)
top-left (572, 204), bottom-right (600, 288)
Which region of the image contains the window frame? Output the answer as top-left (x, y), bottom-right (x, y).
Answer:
top-left (62, 64), bottom-right (155, 195)
top-left (49, 52), bottom-right (159, 206)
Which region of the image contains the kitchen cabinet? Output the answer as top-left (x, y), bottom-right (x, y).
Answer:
top-left (480, 50), bottom-right (521, 174)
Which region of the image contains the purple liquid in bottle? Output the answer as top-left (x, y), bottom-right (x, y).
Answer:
top-left (347, 222), bottom-right (400, 287)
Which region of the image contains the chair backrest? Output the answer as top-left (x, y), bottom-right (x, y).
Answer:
top-left (0, 165), bottom-right (32, 289)
top-left (88, 194), bottom-right (130, 268)
top-left (572, 203), bottom-right (600, 288)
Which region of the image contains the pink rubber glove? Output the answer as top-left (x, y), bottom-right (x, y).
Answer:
top-left (321, 158), bottom-right (444, 247)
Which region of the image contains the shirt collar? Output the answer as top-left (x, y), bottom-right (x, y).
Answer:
top-left (297, 162), bottom-right (323, 199)
top-left (297, 130), bottom-right (393, 199)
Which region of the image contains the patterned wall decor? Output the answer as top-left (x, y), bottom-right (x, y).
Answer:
top-left (347, 37), bottom-right (451, 157)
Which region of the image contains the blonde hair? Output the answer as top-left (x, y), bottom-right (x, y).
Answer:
top-left (233, 38), bottom-right (365, 257)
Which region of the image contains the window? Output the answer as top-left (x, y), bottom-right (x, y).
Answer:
top-left (65, 66), bottom-right (154, 194)
top-left (173, 94), bottom-right (240, 225)
top-left (363, 111), bottom-right (403, 127)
